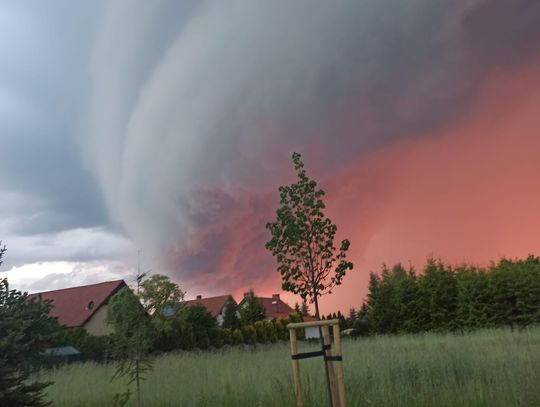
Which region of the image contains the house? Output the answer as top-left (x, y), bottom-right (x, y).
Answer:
top-left (183, 294), bottom-right (237, 326)
top-left (238, 293), bottom-right (294, 320)
top-left (28, 280), bottom-right (127, 336)
top-left (238, 292), bottom-right (321, 339)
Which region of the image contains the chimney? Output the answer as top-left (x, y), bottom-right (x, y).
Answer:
top-left (196, 295), bottom-right (202, 300)
top-left (243, 292), bottom-right (251, 298)
top-left (272, 294), bottom-right (280, 300)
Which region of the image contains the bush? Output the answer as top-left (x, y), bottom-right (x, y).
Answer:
top-left (253, 321), bottom-right (267, 343)
top-left (51, 327), bottom-right (112, 362)
top-left (241, 325), bottom-right (256, 345)
top-left (274, 319), bottom-right (288, 341)
top-left (232, 329), bottom-right (244, 345)
top-left (265, 321), bottom-right (278, 343)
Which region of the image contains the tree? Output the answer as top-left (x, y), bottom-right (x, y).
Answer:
top-left (266, 152), bottom-right (353, 320)
top-left (239, 290), bottom-right (266, 325)
top-left (138, 274), bottom-right (190, 352)
top-left (418, 259), bottom-right (458, 332)
top-left (139, 274), bottom-right (184, 316)
top-left (221, 297), bottom-right (241, 330)
top-left (184, 305), bottom-right (216, 349)
top-left (300, 300), bottom-right (310, 317)
top-left (0, 244), bottom-right (60, 406)
top-left (107, 287), bottom-right (153, 406)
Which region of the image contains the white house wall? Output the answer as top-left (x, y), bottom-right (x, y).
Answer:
top-left (83, 304), bottom-right (113, 336)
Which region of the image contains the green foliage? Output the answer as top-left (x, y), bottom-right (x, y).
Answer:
top-left (0, 244), bottom-right (60, 407)
top-left (151, 311), bottom-right (194, 351)
top-left (266, 152), bottom-right (353, 318)
top-left (239, 290), bottom-right (266, 325)
top-left (51, 327), bottom-right (111, 361)
top-left (253, 321), bottom-right (267, 343)
top-left (140, 275), bottom-right (189, 353)
top-left (107, 287), bottom-right (153, 406)
top-left (231, 329), bottom-right (244, 345)
top-left (221, 297), bottom-right (241, 330)
top-left (139, 274), bottom-right (184, 316)
top-left (241, 325), bottom-right (257, 345)
top-left (359, 256), bottom-right (540, 335)
top-left (273, 319), bottom-right (288, 341)
top-left (184, 305), bottom-right (216, 349)
top-left (219, 328), bottom-right (232, 346)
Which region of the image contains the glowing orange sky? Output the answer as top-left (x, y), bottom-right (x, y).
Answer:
top-left (251, 56), bottom-right (540, 314)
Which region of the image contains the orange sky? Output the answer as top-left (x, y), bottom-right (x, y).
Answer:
top-left (255, 56), bottom-right (540, 314)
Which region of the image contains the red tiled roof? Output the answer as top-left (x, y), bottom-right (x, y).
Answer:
top-left (183, 295), bottom-right (233, 317)
top-left (28, 280), bottom-right (127, 327)
top-left (239, 296), bottom-right (294, 320)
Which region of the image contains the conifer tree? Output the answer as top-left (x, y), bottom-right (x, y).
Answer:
top-left (239, 290), bottom-right (266, 325)
top-left (0, 244), bottom-right (60, 407)
top-left (222, 297), bottom-right (241, 330)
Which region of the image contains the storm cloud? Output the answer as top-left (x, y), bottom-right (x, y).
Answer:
top-left (2, 0), bottom-right (540, 296)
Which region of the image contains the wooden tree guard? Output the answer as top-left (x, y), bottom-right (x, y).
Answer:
top-left (287, 319), bottom-right (346, 407)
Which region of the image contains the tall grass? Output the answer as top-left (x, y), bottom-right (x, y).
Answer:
top-left (38, 326), bottom-right (540, 406)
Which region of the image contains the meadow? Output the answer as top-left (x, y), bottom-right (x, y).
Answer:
top-left (38, 326), bottom-right (540, 406)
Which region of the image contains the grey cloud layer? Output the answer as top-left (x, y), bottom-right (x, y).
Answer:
top-left (2, 1), bottom-right (540, 284)
top-left (86, 0), bottom-right (540, 279)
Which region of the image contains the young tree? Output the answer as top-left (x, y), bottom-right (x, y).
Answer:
top-left (107, 287), bottom-right (153, 407)
top-left (266, 152), bottom-right (353, 320)
top-left (266, 150), bottom-right (355, 407)
top-left (0, 245), bottom-right (60, 407)
top-left (221, 297), bottom-right (241, 330)
top-left (239, 290), bottom-right (266, 325)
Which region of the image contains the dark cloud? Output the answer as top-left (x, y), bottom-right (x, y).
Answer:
top-left (83, 0), bottom-right (540, 291)
top-left (0, 1), bottom-right (108, 237)
top-left (2, 1), bottom-right (540, 293)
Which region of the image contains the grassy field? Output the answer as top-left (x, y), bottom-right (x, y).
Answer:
top-left (37, 326), bottom-right (540, 406)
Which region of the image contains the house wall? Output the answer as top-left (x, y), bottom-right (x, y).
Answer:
top-left (216, 312), bottom-right (224, 326)
top-left (83, 304), bottom-right (113, 336)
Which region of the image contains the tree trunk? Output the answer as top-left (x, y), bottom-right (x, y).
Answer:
top-left (314, 294), bottom-right (334, 407)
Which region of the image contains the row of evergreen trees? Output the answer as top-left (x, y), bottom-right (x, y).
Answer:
top-left (347, 256), bottom-right (540, 335)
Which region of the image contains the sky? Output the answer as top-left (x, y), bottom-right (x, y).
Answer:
top-left (1, 0), bottom-right (540, 313)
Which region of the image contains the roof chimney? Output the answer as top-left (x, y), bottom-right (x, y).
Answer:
top-left (272, 294), bottom-right (280, 300)
top-left (243, 292), bottom-right (251, 298)
top-left (196, 295), bottom-right (202, 300)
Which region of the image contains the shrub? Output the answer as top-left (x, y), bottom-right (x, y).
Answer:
top-left (241, 326), bottom-right (256, 345)
top-left (232, 329), bottom-right (244, 345)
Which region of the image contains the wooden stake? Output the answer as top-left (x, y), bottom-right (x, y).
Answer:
top-left (322, 325), bottom-right (339, 407)
top-left (289, 329), bottom-right (304, 407)
top-left (332, 324), bottom-right (346, 407)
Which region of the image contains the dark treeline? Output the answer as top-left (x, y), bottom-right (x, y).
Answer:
top-left (346, 255), bottom-right (540, 335)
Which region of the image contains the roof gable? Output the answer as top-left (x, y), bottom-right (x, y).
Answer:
top-left (183, 295), bottom-right (233, 317)
top-left (28, 280), bottom-right (127, 327)
top-left (239, 296), bottom-right (294, 320)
